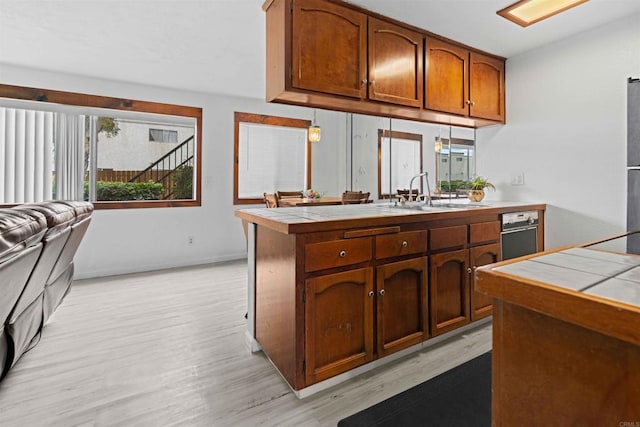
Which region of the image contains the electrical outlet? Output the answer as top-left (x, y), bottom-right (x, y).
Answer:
top-left (187, 236), bottom-right (194, 245)
top-left (510, 173), bottom-right (524, 186)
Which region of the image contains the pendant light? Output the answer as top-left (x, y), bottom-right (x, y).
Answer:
top-left (309, 109), bottom-right (321, 143)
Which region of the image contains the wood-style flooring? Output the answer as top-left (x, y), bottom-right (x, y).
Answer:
top-left (0, 260), bottom-right (491, 427)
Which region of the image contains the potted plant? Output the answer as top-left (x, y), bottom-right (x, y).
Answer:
top-left (467, 176), bottom-right (495, 202)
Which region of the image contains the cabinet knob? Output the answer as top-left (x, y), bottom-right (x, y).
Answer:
top-left (401, 241), bottom-right (408, 248)
top-left (339, 250), bottom-right (346, 258)
top-left (368, 291), bottom-right (375, 297)
top-left (467, 267), bottom-right (473, 274)
top-left (370, 80), bottom-right (375, 85)
top-left (379, 289), bottom-right (385, 296)
top-left (361, 79), bottom-right (368, 85)
top-left (466, 100), bottom-right (472, 105)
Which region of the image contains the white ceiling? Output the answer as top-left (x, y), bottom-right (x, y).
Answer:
top-left (1, 0), bottom-right (640, 100)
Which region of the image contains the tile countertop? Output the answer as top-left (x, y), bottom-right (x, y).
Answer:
top-left (235, 200), bottom-right (546, 234)
top-left (476, 245), bottom-right (640, 346)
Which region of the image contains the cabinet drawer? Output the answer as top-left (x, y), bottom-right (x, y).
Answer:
top-left (305, 238), bottom-right (372, 272)
top-left (429, 225), bottom-right (467, 251)
top-left (376, 231), bottom-right (427, 259)
top-left (470, 221), bottom-right (500, 244)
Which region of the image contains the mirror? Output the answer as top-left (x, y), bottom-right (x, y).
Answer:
top-left (378, 129), bottom-right (423, 199)
top-left (346, 114), bottom-right (474, 202)
top-left (435, 128), bottom-right (476, 197)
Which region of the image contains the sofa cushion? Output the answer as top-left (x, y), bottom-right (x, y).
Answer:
top-left (59, 201), bottom-right (94, 223)
top-left (13, 202), bottom-right (76, 235)
top-left (0, 209), bottom-right (47, 263)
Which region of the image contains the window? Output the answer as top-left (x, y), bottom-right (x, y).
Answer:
top-left (149, 128), bottom-right (178, 143)
top-left (234, 112), bottom-right (311, 205)
top-left (0, 84), bottom-right (202, 209)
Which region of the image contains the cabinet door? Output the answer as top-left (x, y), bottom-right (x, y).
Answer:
top-left (429, 249), bottom-right (470, 336)
top-left (469, 52), bottom-right (505, 121)
top-left (305, 267), bottom-right (374, 385)
top-left (368, 17), bottom-right (423, 107)
top-left (470, 243), bottom-right (501, 321)
top-left (292, 0), bottom-right (367, 99)
top-left (425, 38), bottom-right (468, 116)
top-left (376, 257), bottom-right (428, 357)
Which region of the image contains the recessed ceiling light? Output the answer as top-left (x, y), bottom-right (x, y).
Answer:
top-left (497, 0), bottom-right (589, 27)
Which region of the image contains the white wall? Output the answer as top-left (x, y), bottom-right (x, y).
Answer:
top-left (477, 13), bottom-right (640, 250)
top-left (0, 64), bottom-right (347, 278)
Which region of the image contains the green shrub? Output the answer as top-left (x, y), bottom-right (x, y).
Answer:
top-left (84, 181), bottom-right (165, 201)
top-left (172, 165), bottom-right (193, 199)
top-left (439, 179), bottom-right (468, 192)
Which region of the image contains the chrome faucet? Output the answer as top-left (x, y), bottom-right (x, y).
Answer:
top-left (409, 172), bottom-right (433, 206)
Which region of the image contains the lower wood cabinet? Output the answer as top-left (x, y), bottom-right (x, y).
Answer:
top-left (429, 242), bottom-right (502, 336)
top-left (304, 256), bottom-right (428, 384)
top-left (429, 249), bottom-right (470, 336)
top-left (470, 243), bottom-right (500, 320)
top-left (376, 257), bottom-right (428, 357)
top-left (304, 267), bottom-right (374, 385)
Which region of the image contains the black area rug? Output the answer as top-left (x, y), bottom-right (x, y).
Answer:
top-left (338, 352), bottom-right (491, 427)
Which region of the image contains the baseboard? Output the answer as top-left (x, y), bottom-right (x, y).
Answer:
top-left (73, 254), bottom-right (248, 280)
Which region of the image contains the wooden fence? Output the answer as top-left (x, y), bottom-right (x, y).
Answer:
top-left (93, 169), bottom-right (171, 183)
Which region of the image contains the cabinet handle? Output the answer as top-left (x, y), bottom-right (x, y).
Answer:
top-left (361, 79), bottom-right (368, 85)
top-left (339, 250), bottom-right (346, 258)
top-left (467, 267), bottom-right (473, 274)
top-left (368, 291), bottom-right (375, 297)
top-left (401, 241), bottom-right (408, 248)
top-left (466, 100), bottom-right (472, 105)
top-left (379, 289), bottom-right (385, 296)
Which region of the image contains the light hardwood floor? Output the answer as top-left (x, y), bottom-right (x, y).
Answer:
top-left (0, 260), bottom-right (491, 427)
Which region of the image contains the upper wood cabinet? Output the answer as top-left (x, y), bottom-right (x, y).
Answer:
top-left (292, 0), bottom-right (367, 99)
top-left (425, 38), bottom-right (505, 122)
top-left (469, 52), bottom-right (505, 121)
top-left (291, 1), bottom-right (424, 108)
top-left (426, 38), bottom-right (505, 122)
top-left (425, 38), bottom-right (468, 117)
top-left (265, 0), bottom-right (506, 130)
top-left (367, 17), bottom-right (423, 108)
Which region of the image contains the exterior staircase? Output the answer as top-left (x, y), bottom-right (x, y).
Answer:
top-left (128, 135), bottom-right (194, 199)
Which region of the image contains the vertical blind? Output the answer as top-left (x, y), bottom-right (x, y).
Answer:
top-left (55, 113), bottom-right (85, 200)
top-left (0, 107), bottom-right (84, 204)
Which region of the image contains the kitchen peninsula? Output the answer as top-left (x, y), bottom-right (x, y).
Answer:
top-left (236, 201), bottom-right (545, 396)
top-left (475, 237), bottom-right (640, 424)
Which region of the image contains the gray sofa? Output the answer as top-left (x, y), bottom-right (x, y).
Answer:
top-left (0, 201), bottom-right (93, 380)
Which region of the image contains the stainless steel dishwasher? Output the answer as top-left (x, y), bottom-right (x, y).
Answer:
top-left (501, 210), bottom-right (539, 260)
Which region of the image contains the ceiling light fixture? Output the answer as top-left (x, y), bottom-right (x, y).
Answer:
top-left (309, 110), bottom-right (321, 143)
top-left (497, 0), bottom-right (589, 27)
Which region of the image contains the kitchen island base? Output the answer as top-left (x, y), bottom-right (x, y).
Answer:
top-left (237, 202), bottom-right (545, 395)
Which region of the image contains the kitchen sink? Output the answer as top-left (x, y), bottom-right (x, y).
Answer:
top-left (430, 202), bottom-right (489, 209)
top-left (388, 202), bottom-right (489, 211)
